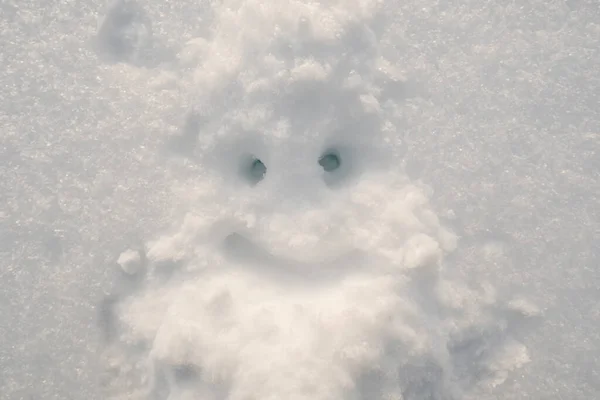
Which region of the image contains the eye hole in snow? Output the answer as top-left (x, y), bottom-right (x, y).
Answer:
top-left (319, 147), bottom-right (355, 188)
top-left (245, 157), bottom-right (266, 185)
top-left (319, 151), bottom-right (341, 172)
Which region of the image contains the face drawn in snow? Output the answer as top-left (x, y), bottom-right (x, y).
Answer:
top-left (101, 2), bottom-right (539, 399)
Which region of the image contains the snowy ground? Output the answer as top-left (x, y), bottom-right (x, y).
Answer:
top-left (1, 0), bottom-right (599, 399)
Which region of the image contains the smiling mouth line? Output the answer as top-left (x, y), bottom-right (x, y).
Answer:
top-left (221, 232), bottom-right (365, 281)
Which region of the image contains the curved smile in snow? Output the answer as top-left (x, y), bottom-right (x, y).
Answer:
top-left (221, 232), bottom-right (365, 281)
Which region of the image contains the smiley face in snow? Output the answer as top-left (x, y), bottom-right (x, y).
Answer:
top-left (102, 2), bottom-right (536, 399)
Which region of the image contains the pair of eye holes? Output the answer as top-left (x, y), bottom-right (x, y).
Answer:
top-left (247, 151), bottom-right (341, 184)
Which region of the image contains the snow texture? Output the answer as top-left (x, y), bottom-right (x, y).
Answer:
top-left (98, 1), bottom-right (537, 399)
top-left (0, 0), bottom-right (598, 399)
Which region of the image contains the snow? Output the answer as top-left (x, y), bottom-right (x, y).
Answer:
top-left (1, 0), bottom-right (599, 399)
top-left (117, 249), bottom-right (142, 275)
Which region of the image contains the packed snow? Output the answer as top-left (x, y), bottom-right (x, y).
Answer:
top-left (1, 0), bottom-right (598, 399)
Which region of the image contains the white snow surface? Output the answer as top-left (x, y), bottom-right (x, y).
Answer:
top-left (1, 0), bottom-right (599, 399)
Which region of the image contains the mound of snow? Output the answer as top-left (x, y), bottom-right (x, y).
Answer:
top-left (97, 1), bottom-right (539, 399)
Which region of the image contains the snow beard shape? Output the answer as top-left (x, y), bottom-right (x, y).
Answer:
top-left (102, 176), bottom-right (537, 400)
top-left (98, 1), bottom-right (539, 399)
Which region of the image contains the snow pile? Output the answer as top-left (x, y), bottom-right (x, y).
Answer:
top-left (98, 1), bottom-right (539, 399)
